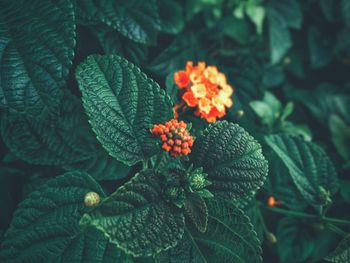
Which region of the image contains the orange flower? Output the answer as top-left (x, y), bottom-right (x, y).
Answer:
top-left (151, 119), bottom-right (194, 157)
top-left (173, 61), bottom-right (234, 122)
top-left (174, 71), bottom-right (190, 88)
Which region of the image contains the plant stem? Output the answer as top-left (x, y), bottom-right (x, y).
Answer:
top-left (326, 223), bottom-right (347, 237)
top-left (264, 206), bottom-right (350, 226)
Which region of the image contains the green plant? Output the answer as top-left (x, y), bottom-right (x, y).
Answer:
top-left (1, 0), bottom-right (350, 262)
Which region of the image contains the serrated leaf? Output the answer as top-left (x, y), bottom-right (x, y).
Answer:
top-left (76, 54), bottom-right (173, 166)
top-left (184, 194), bottom-right (208, 233)
top-left (1, 93), bottom-right (93, 166)
top-left (80, 169), bottom-right (185, 257)
top-left (0, 0), bottom-right (75, 118)
top-left (0, 171), bottom-right (128, 263)
top-left (156, 199), bottom-right (262, 263)
top-left (191, 121), bottom-right (268, 200)
top-left (75, 0), bottom-right (161, 44)
top-left (326, 234), bottom-right (350, 262)
top-left (265, 134), bottom-right (339, 206)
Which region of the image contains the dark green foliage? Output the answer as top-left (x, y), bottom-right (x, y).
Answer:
top-left (76, 55), bottom-right (173, 166)
top-left (191, 121), bottom-right (268, 200)
top-left (80, 169), bottom-right (185, 257)
top-left (0, 0), bottom-right (75, 118)
top-left (1, 0), bottom-right (350, 262)
top-left (0, 171), bottom-right (129, 262)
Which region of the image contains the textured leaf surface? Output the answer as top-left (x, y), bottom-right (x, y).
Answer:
top-left (76, 55), bottom-right (173, 166)
top-left (191, 121), bottom-right (268, 200)
top-left (76, 0), bottom-right (160, 44)
top-left (184, 194), bottom-right (208, 233)
top-left (156, 199), bottom-right (262, 263)
top-left (326, 235), bottom-right (350, 263)
top-left (0, 0), bottom-right (75, 117)
top-left (1, 94), bottom-right (93, 166)
top-left (80, 169), bottom-right (185, 257)
top-left (265, 134), bottom-right (339, 206)
top-left (0, 172), bottom-right (127, 263)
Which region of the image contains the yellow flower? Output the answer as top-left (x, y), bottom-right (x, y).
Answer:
top-left (191, 84), bottom-right (207, 98)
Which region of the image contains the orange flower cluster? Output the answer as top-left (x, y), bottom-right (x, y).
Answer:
top-left (151, 119), bottom-right (194, 157)
top-left (174, 61), bottom-right (234, 122)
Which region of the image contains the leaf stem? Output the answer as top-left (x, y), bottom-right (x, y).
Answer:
top-left (326, 223), bottom-right (347, 237)
top-left (264, 205), bottom-right (350, 226)
top-left (153, 152), bottom-right (164, 171)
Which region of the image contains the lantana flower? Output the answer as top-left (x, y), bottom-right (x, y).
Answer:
top-left (173, 61), bottom-right (234, 122)
top-left (151, 119), bottom-right (194, 157)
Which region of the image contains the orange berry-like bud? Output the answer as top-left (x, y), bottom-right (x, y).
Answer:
top-left (151, 119), bottom-right (194, 157)
top-left (267, 196), bottom-right (282, 207)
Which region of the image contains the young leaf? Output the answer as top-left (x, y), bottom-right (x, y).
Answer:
top-left (191, 121), bottom-right (268, 200)
top-left (325, 234), bottom-right (350, 263)
top-left (265, 134), bottom-right (339, 206)
top-left (76, 55), bottom-right (173, 166)
top-left (184, 193), bottom-right (208, 233)
top-left (80, 169), bottom-right (185, 257)
top-left (75, 0), bottom-right (161, 44)
top-left (0, 0), bottom-right (75, 118)
top-left (156, 199), bottom-right (262, 263)
top-left (0, 171), bottom-right (128, 262)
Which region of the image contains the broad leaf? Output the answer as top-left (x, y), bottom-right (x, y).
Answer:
top-left (1, 94), bottom-right (92, 166)
top-left (308, 27), bottom-right (333, 69)
top-left (184, 194), bottom-right (208, 233)
top-left (76, 54), bottom-right (173, 166)
top-left (265, 134), bottom-right (339, 206)
top-left (191, 121), bottom-right (268, 200)
top-left (76, 0), bottom-right (161, 44)
top-left (277, 217), bottom-right (315, 263)
top-left (80, 169), bottom-right (185, 257)
top-left (156, 199), bottom-right (262, 263)
top-left (158, 0), bottom-right (184, 34)
top-left (0, 171), bottom-right (128, 262)
top-left (0, 0), bottom-right (75, 117)
top-left (267, 0), bottom-right (302, 64)
top-left (326, 234), bottom-right (350, 263)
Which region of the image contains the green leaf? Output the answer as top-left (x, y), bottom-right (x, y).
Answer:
top-left (267, 0), bottom-right (302, 64)
top-left (148, 33), bottom-right (206, 76)
top-left (246, 0), bottom-right (266, 35)
top-left (80, 169), bottom-right (185, 257)
top-left (184, 193), bottom-right (208, 233)
top-left (222, 16), bottom-right (252, 44)
top-left (308, 27), bottom-right (333, 69)
top-left (156, 199), bottom-right (262, 263)
top-left (191, 121), bottom-right (268, 200)
top-left (1, 93), bottom-right (92, 166)
top-left (0, 0), bottom-right (75, 117)
top-left (0, 171), bottom-right (128, 262)
top-left (341, 0), bottom-right (350, 28)
top-left (165, 71), bottom-right (180, 104)
top-left (329, 114), bottom-right (350, 160)
top-left (75, 0), bottom-right (161, 44)
top-left (76, 54), bottom-right (173, 166)
top-left (326, 234), bottom-right (350, 262)
top-left (158, 0), bottom-right (184, 34)
top-left (65, 149), bottom-right (131, 181)
top-left (277, 217), bottom-right (315, 263)
top-left (90, 25), bottom-right (148, 66)
top-left (265, 134), bottom-right (339, 206)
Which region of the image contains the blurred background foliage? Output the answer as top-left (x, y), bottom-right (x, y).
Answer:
top-left (1, 0), bottom-right (350, 262)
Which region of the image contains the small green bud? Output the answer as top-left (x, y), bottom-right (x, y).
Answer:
top-left (266, 232), bottom-right (277, 244)
top-left (84, 192), bottom-right (100, 207)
